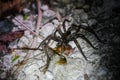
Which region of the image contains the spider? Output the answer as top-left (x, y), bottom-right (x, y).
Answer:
top-left (37, 18), bottom-right (102, 73)
top-left (39, 19), bottom-right (101, 59)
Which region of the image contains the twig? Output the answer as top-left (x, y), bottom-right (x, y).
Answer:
top-left (12, 47), bottom-right (42, 50)
top-left (36, 0), bottom-right (42, 33)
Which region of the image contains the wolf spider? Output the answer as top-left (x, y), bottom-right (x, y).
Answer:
top-left (37, 18), bottom-right (102, 73)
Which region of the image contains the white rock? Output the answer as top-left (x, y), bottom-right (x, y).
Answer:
top-left (43, 71), bottom-right (54, 80)
top-left (40, 23), bottom-right (56, 37)
top-left (41, 5), bottom-right (49, 11)
top-left (43, 10), bottom-right (56, 17)
top-left (23, 8), bottom-right (30, 13)
top-left (0, 72), bottom-right (6, 79)
top-left (88, 19), bottom-right (97, 26)
top-left (79, 10), bottom-right (88, 22)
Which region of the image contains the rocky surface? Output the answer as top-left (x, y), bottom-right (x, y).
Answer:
top-left (0, 0), bottom-right (120, 80)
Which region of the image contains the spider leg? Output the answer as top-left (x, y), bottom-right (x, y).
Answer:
top-left (69, 24), bottom-right (103, 43)
top-left (41, 46), bottom-right (51, 73)
top-left (37, 34), bottom-right (54, 49)
top-left (80, 25), bottom-right (103, 43)
top-left (56, 25), bottom-right (64, 36)
top-left (68, 24), bottom-right (81, 33)
top-left (55, 26), bottom-right (65, 46)
top-left (62, 19), bottom-right (71, 32)
top-left (78, 34), bottom-right (98, 49)
top-left (42, 17), bottom-right (58, 26)
top-left (73, 39), bottom-right (88, 61)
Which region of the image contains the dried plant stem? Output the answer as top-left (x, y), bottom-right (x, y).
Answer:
top-left (12, 0), bottom-right (43, 75)
top-left (23, 0), bottom-right (43, 60)
top-left (11, 0), bottom-right (44, 76)
top-left (14, 17), bottom-right (44, 39)
top-left (36, 0), bottom-right (42, 34)
top-left (12, 47), bottom-right (42, 50)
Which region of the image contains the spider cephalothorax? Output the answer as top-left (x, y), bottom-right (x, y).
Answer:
top-left (55, 44), bottom-right (73, 55)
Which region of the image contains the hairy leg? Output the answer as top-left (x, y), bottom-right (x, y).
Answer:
top-left (73, 39), bottom-right (88, 61)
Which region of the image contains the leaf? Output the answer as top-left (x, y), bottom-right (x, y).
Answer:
top-left (0, 30), bottom-right (24, 42)
top-left (12, 55), bottom-right (20, 62)
top-left (0, 42), bottom-right (8, 52)
top-left (23, 14), bottom-right (29, 20)
top-left (0, 30), bottom-right (24, 53)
